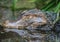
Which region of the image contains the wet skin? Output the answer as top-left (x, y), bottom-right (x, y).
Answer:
top-left (3, 13), bottom-right (47, 29)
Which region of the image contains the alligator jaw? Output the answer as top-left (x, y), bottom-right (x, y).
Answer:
top-left (3, 13), bottom-right (47, 29)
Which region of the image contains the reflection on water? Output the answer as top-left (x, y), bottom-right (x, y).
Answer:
top-left (0, 29), bottom-right (27, 42)
top-left (5, 29), bottom-right (28, 36)
top-left (0, 28), bottom-right (57, 42)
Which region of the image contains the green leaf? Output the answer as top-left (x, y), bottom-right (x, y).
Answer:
top-left (42, 0), bottom-right (55, 11)
top-left (54, 2), bottom-right (60, 13)
top-left (12, 0), bottom-right (18, 20)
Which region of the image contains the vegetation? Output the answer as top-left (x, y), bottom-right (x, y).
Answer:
top-left (11, 0), bottom-right (60, 23)
top-left (11, 0), bottom-right (60, 12)
top-left (0, 0), bottom-right (60, 42)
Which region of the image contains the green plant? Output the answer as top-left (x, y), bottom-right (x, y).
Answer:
top-left (11, 0), bottom-right (18, 20)
top-left (11, 0), bottom-right (60, 22)
top-left (35, 0), bottom-right (60, 24)
top-left (41, 0), bottom-right (60, 13)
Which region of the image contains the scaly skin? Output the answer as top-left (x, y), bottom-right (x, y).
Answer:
top-left (3, 13), bottom-right (47, 29)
